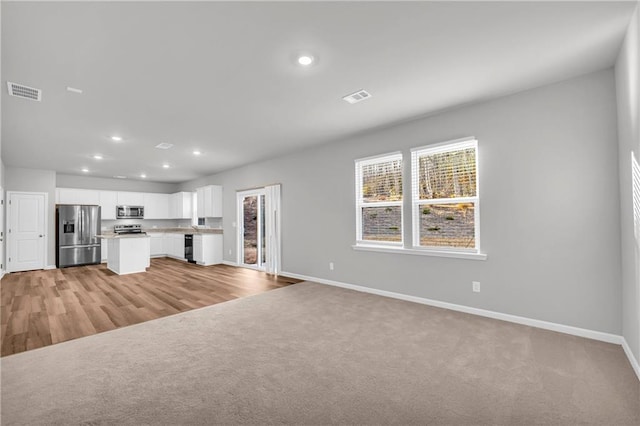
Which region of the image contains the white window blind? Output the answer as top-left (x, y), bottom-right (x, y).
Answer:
top-left (355, 152), bottom-right (403, 245)
top-left (411, 138), bottom-right (479, 252)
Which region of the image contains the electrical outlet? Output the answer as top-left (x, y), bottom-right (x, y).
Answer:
top-left (329, 262), bottom-right (334, 271)
top-left (472, 281), bottom-right (480, 292)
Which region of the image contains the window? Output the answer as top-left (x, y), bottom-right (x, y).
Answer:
top-left (411, 138), bottom-right (479, 252)
top-left (355, 152), bottom-right (403, 246)
top-left (632, 152), bottom-right (640, 245)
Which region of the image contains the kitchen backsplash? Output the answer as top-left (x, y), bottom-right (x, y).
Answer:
top-left (101, 218), bottom-right (222, 231)
top-left (102, 219), bottom-right (185, 231)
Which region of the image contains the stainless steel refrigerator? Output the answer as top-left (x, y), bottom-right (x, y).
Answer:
top-left (56, 205), bottom-right (101, 268)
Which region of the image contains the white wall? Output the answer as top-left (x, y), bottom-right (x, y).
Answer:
top-left (181, 69), bottom-right (621, 335)
top-left (5, 167), bottom-right (56, 267)
top-left (616, 3), bottom-right (640, 366)
top-left (56, 174), bottom-right (179, 193)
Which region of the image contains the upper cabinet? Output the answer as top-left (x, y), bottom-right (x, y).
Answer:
top-left (56, 188), bottom-right (207, 221)
top-left (196, 185), bottom-right (222, 218)
top-left (170, 192), bottom-right (193, 219)
top-left (99, 191), bottom-right (118, 220)
top-left (56, 188), bottom-right (100, 205)
top-left (117, 191), bottom-right (144, 206)
top-left (144, 193), bottom-right (170, 219)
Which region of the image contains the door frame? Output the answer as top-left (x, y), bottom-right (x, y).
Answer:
top-left (236, 188), bottom-right (265, 270)
top-left (6, 191), bottom-right (49, 273)
top-left (0, 187), bottom-right (4, 278)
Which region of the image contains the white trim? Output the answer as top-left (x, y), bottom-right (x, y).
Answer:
top-left (44, 264), bottom-right (56, 270)
top-left (0, 271), bottom-right (5, 280)
top-left (622, 338), bottom-right (640, 381)
top-left (280, 271), bottom-right (622, 345)
top-left (107, 267), bottom-right (146, 275)
top-left (410, 136), bottom-right (477, 154)
top-left (237, 188), bottom-right (267, 270)
top-left (222, 260), bottom-right (238, 267)
top-left (354, 151), bottom-right (402, 165)
top-left (411, 138), bottom-right (480, 253)
top-left (352, 244), bottom-right (487, 260)
top-left (355, 153), bottom-right (404, 245)
top-left (360, 200), bottom-right (403, 208)
top-left (165, 255), bottom-right (187, 262)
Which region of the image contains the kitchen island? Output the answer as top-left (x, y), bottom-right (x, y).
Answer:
top-left (98, 234), bottom-right (150, 275)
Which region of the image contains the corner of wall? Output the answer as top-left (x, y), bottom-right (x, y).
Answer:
top-left (615, 2), bottom-right (640, 370)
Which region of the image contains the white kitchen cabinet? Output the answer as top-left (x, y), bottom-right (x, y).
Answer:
top-left (56, 188), bottom-right (100, 205)
top-left (117, 191), bottom-right (144, 206)
top-left (144, 193), bottom-right (170, 219)
top-left (176, 234), bottom-right (185, 259)
top-left (149, 233), bottom-right (165, 256)
top-left (99, 191), bottom-right (118, 220)
top-left (107, 236), bottom-right (150, 275)
top-left (162, 233), bottom-right (185, 259)
top-left (194, 234), bottom-right (222, 266)
top-left (169, 192), bottom-right (193, 219)
top-left (196, 185), bottom-right (222, 218)
top-left (101, 238), bottom-right (108, 262)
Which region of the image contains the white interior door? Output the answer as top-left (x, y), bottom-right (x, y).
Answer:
top-left (8, 192), bottom-right (46, 272)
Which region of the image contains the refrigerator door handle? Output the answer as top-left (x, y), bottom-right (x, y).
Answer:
top-left (80, 207), bottom-right (85, 244)
top-left (60, 244), bottom-right (100, 249)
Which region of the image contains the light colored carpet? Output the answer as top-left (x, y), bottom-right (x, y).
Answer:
top-left (1, 282), bottom-right (638, 425)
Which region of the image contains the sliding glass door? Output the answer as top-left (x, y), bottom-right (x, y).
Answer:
top-left (238, 190), bottom-right (266, 269)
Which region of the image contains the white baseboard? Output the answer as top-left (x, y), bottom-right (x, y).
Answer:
top-left (621, 338), bottom-right (640, 381)
top-left (44, 264), bottom-right (56, 270)
top-left (281, 271), bottom-right (624, 346)
top-left (222, 260), bottom-right (238, 267)
top-left (0, 270), bottom-right (5, 280)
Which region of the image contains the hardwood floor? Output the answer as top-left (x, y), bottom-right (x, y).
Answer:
top-left (0, 258), bottom-right (301, 357)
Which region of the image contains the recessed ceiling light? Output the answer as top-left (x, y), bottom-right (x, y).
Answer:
top-left (111, 136), bottom-right (123, 142)
top-left (193, 150), bottom-right (201, 156)
top-left (297, 55), bottom-right (314, 66)
top-left (113, 175), bottom-right (127, 179)
top-left (162, 164), bottom-right (170, 169)
top-left (66, 87), bottom-right (83, 94)
top-left (81, 168), bottom-right (89, 173)
top-left (155, 143), bottom-right (174, 150)
top-left (140, 173), bottom-right (147, 179)
top-left (93, 154), bottom-right (103, 160)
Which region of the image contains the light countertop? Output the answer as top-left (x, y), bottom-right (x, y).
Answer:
top-left (143, 227), bottom-right (223, 235)
top-left (98, 228), bottom-right (223, 239)
top-left (97, 234), bottom-right (150, 239)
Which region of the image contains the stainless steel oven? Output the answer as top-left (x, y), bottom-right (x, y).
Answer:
top-left (116, 205), bottom-right (144, 219)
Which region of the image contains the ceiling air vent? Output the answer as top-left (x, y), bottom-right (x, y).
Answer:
top-left (342, 89), bottom-right (371, 104)
top-left (7, 82), bottom-right (42, 101)
top-left (155, 143), bottom-right (174, 150)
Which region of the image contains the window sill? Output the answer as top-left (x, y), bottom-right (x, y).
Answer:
top-left (352, 244), bottom-right (487, 260)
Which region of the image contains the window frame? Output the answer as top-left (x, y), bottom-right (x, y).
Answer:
top-left (410, 137), bottom-right (480, 254)
top-left (355, 151), bottom-right (404, 247)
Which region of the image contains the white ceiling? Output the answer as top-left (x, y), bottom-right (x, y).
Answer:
top-left (1, 1), bottom-right (636, 183)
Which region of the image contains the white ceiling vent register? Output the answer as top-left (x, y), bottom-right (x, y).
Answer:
top-left (7, 81), bottom-right (42, 101)
top-left (343, 89), bottom-right (371, 104)
top-left (155, 143), bottom-right (174, 150)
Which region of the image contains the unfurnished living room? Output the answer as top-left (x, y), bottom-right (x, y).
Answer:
top-left (1, 1), bottom-right (639, 424)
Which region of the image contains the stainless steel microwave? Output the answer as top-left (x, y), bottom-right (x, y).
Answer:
top-left (116, 205), bottom-right (144, 219)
